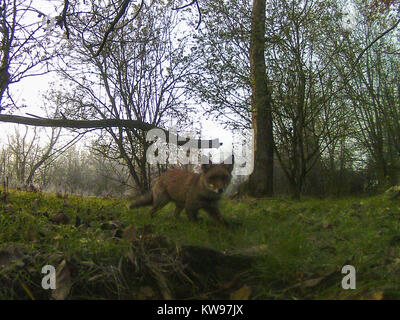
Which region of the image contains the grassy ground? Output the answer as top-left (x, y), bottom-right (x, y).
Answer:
top-left (1, 190), bottom-right (400, 299)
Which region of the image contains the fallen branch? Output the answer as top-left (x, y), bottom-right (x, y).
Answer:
top-left (0, 114), bottom-right (221, 148)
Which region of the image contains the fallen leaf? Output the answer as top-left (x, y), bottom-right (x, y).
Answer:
top-left (151, 268), bottom-right (173, 300)
top-left (4, 204), bottom-right (15, 213)
top-left (0, 246), bottom-right (25, 269)
top-left (230, 284), bottom-right (251, 300)
top-left (370, 291), bottom-right (384, 300)
top-left (384, 186), bottom-right (400, 199)
top-left (137, 286), bottom-right (155, 299)
top-left (231, 245), bottom-right (268, 256)
top-left (299, 277), bottom-right (326, 288)
top-left (322, 221), bottom-right (331, 229)
top-left (288, 269), bottom-right (337, 290)
top-left (50, 211), bottom-right (69, 225)
top-left (122, 225), bottom-right (137, 242)
top-left (100, 221), bottom-right (119, 230)
top-left (52, 259), bottom-right (72, 300)
top-left (88, 274), bottom-right (104, 282)
top-left (320, 245), bottom-right (337, 254)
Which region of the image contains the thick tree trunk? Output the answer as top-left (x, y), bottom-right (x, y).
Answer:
top-left (248, 0), bottom-right (274, 197)
top-left (289, 179), bottom-right (301, 200)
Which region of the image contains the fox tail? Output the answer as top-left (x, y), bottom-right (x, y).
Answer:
top-left (129, 192), bottom-right (153, 209)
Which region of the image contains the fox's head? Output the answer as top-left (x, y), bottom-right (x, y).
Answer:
top-left (201, 156), bottom-right (234, 194)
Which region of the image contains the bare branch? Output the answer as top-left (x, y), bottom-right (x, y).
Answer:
top-left (56, 0), bottom-right (71, 39)
top-left (94, 0), bottom-right (144, 57)
top-left (173, 0), bottom-right (202, 29)
top-left (0, 114), bottom-right (222, 148)
top-left (354, 17), bottom-right (400, 65)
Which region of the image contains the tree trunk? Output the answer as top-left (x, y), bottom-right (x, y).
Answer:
top-left (248, 0), bottom-right (274, 197)
top-left (289, 178), bottom-right (301, 200)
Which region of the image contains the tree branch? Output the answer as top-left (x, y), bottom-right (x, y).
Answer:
top-left (0, 114), bottom-right (222, 148)
top-left (355, 17), bottom-right (400, 65)
top-left (94, 0), bottom-right (144, 57)
top-left (173, 0), bottom-right (202, 29)
top-left (56, 0), bottom-right (70, 39)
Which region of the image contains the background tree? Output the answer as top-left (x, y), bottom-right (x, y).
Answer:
top-left (187, 0), bottom-right (252, 129)
top-left (248, 0), bottom-right (274, 197)
top-left (0, 0), bottom-right (60, 109)
top-left (3, 125), bottom-right (60, 186)
top-left (187, 0), bottom-right (274, 196)
top-left (51, 0), bottom-right (196, 192)
top-left (333, 0), bottom-right (400, 190)
top-left (266, 0), bottom-right (352, 198)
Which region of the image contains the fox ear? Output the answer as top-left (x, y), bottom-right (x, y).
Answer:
top-left (224, 154), bottom-right (234, 173)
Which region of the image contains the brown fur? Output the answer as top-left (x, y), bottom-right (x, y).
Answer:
top-left (129, 160), bottom-right (234, 226)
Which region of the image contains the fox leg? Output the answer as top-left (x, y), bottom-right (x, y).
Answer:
top-left (174, 205), bottom-right (183, 219)
top-left (204, 206), bottom-right (228, 227)
top-left (148, 183), bottom-right (170, 218)
top-left (149, 196), bottom-right (169, 217)
top-left (185, 206), bottom-right (199, 222)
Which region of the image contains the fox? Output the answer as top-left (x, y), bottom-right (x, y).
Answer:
top-left (129, 157), bottom-right (234, 226)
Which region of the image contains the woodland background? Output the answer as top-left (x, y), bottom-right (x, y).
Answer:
top-left (0, 0), bottom-right (399, 198)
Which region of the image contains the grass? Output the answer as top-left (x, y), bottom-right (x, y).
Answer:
top-left (1, 190), bottom-right (400, 299)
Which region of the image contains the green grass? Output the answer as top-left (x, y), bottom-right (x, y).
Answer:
top-left (1, 190), bottom-right (400, 299)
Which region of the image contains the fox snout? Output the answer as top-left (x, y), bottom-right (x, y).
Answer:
top-left (207, 183), bottom-right (227, 194)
